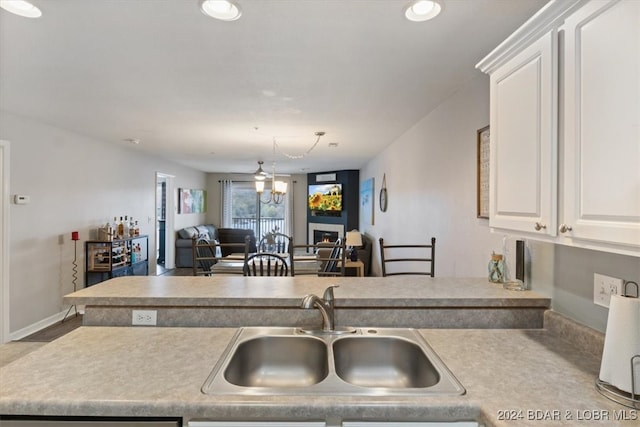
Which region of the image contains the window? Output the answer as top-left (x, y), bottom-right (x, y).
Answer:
top-left (228, 181), bottom-right (289, 239)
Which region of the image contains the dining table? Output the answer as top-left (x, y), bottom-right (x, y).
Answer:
top-left (208, 252), bottom-right (321, 275)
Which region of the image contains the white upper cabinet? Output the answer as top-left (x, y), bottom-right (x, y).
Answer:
top-left (477, 0), bottom-right (640, 257)
top-left (489, 30), bottom-right (558, 237)
top-left (562, 0), bottom-right (640, 251)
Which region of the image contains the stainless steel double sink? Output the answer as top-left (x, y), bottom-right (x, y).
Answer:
top-left (201, 327), bottom-right (465, 396)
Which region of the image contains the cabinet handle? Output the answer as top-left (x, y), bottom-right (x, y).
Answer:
top-left (559, 224), bottom-right (573, 233)
top-left (534, 222), bottom-right (547, 231)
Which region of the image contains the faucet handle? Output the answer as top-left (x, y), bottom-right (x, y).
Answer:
top-left (323, 285), bottom-right (339, 302)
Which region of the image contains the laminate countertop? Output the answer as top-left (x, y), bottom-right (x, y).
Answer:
top-left (64, 277), bottom-right (551, 330)
top-left (63, 276), bottom-right (550, 308)
top-left (0, 322), bottom-right (635, 426)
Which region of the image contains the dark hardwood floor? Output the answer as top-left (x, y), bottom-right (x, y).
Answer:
top-left (19, 314), bottom-right (83, 342)
top-left (160, 267), bottom-right (194, 276)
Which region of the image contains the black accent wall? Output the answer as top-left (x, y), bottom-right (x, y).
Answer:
top-left (306, 170), bottom-right (360, 240)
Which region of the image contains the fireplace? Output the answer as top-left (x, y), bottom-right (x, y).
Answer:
top-left (308, 222), bottom-right (344, 246)
top-left (313, 230), bottom-right (339, 244)
top-left (306, 170), bottom-right (359, 249)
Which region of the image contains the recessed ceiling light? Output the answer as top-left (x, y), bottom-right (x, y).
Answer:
top-left (199, 0), bottom-right (242, 21)
top-left (404, 0), bottom-right (442, 22)
top-left (0, 0), bottom-right (42, 18)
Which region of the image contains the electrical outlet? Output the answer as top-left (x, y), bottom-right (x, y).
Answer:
top-left (132, 310), bottom-right (157, 326)
top-left (593, 273), bottom-right (624, 308)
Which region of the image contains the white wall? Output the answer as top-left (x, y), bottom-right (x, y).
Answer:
top-left (361, 74), bottom-right (640, 332)
top-left (1, 111), bottom-right (207, 336)
top-left (361, 74), bottom-right (505, 277)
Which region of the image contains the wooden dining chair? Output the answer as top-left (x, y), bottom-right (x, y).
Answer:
top-left (257, 232), bottom-right (292, 254)
top-left (244, 253), bottom-right (289, 276)
top-left (379, 237), bottom-right (436, 277)
top-left (290, 238), bottom-right (346, 277)
top-left (192, 236), bottom-right (249, 276)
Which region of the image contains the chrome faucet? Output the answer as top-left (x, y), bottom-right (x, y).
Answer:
top-left (300, 285), bottom-right (339, 332)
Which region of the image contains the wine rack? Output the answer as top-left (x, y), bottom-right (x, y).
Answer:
top-left (85, 235), bottom-right (148, 286)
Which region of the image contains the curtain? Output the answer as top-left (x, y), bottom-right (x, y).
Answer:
top-left (284, 178), bottom-right (294, 238)
top-left (220, 179), bottom-right (233, 228)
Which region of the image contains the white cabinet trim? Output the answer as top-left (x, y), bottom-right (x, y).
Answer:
top-left (476, 0), bottom-right (588, 74)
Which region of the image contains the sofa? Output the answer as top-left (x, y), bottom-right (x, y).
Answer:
top-left (175, 224), bottom-right (257, 268)
top-left (216, 228), bottom-right (258, 257)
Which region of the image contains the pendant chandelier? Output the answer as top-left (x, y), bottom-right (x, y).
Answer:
top-left (255, 141), bottom-right (287, 205)
top-left (254, 160), bottom-right (288, 204)
top-left (254, 132), bottom-right (326, 205)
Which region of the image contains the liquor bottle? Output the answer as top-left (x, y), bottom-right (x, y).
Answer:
top-left (117, 217), bottom-right (124, 239)
top-left (134, 221), bottom-right (140, 236)
top-left (130, 242), bottom-right (137, 263)
top-left (129, 217), bottom-right (135, 236)
top-left (123, 216), bottom-right (129, 238)
top-left (112, 216), bottom-right (118, 239)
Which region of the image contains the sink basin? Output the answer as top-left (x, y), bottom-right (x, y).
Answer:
top-left (202, 327), bottom-right (465, 396)
top-left (333, 336), bottom-right (439, 388)
top-left (224, 335), bottom-right (328, 387)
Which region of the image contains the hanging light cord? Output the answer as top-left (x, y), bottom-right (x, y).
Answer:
top-left (274, 131), bottom-right (325, 160)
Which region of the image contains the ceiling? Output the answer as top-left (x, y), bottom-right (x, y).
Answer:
top-left (0, 0), bottom-right (548, 174)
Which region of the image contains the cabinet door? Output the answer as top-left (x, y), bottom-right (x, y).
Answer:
top-left (489, 30), bottom-right (558, 236)
top-left (562, 0), bottom-right (640, 250)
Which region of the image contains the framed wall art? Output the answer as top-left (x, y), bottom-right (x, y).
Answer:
top-left (360, 178), bottom-right (375, 226)
top-left (178, 188), bottom-right (206, 214)
top-left (477, 125), bottom-right (490, 219)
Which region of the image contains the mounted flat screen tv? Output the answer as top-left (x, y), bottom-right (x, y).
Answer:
top-left (308, 183), bottom-right (342, 211)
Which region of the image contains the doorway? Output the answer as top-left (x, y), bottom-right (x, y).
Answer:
top-left (1, 141), bottom-right (10, 343)
top-left (155, 172), bottom-right (175, 274)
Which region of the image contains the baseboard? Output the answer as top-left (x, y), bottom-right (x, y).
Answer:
top-left (8, 307), bottom-right (84, 342)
